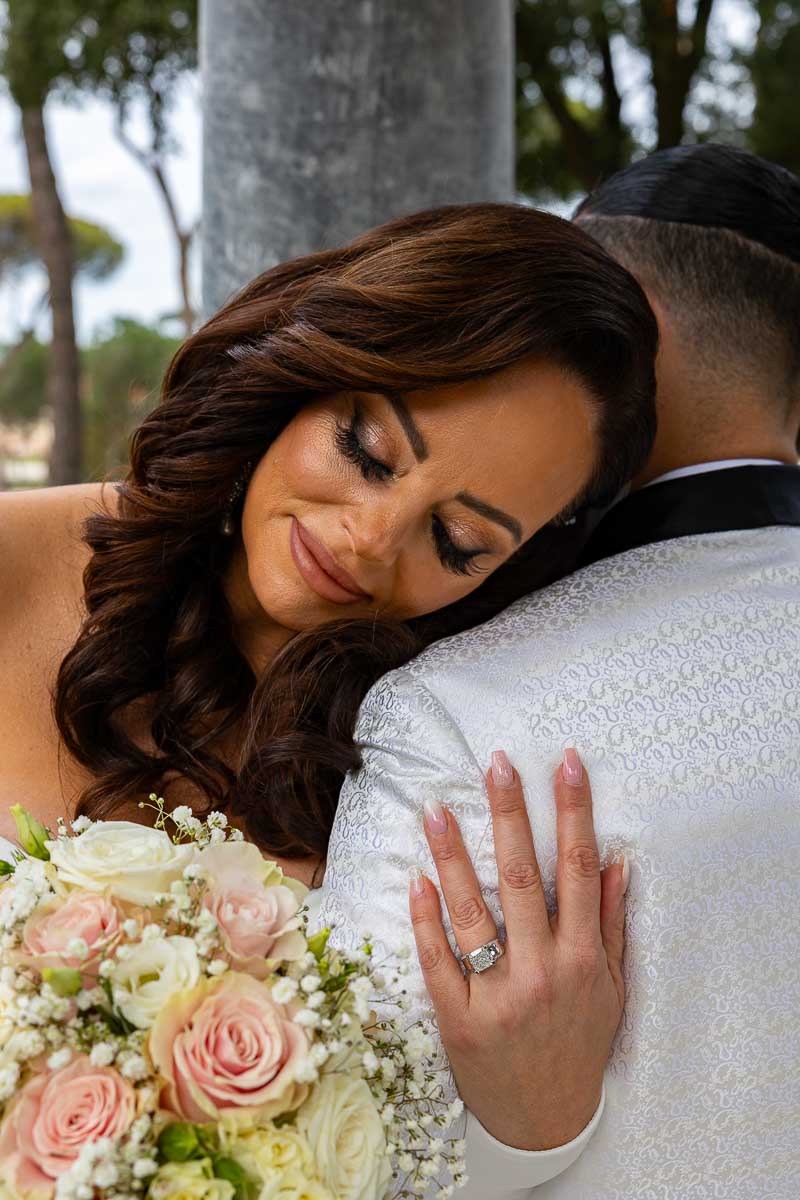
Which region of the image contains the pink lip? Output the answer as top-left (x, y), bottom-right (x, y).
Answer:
top-left (290, 518), bottom-right (371, 605)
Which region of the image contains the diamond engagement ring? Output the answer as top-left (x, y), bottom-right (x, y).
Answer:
top-left (461, 938), bottom-right (505, 975)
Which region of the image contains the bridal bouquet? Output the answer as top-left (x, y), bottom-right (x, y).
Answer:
top-left (0, 801), bottom-right (466, 1200)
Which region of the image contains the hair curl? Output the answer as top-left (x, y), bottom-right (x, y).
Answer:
top-left (54, 203), bottom-right (658, 858)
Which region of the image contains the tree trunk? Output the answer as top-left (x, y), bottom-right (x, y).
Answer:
top-left (642, 0), bottom-right (718, 151)
top-left (201, 0), bottom-right (514, 317)
top-left (20, 104), bottom-right (82, 485)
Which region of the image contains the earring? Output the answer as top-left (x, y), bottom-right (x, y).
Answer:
top-left (220, 463), bottom-right (252, 535)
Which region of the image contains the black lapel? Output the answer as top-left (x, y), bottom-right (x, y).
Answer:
top-left (580, 465), bottom-right (800, 568)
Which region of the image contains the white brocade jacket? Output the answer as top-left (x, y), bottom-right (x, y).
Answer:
top-left (313, 525), bottom-right (800, 1198)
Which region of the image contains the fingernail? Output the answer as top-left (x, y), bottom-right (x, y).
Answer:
top-left (409, 867), bottom-right (426, 898)
top-left (562, 746), bottom-right (584, 788)
top-left (490, 749), bottom-right (515, 789)
top-left (620, 855), bottom-right (630, 894)
top-left (423, 797), bottom-right (448, 836)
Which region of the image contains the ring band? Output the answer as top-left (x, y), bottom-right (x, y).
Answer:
top-left (461, 938), bottom-right (505, 975)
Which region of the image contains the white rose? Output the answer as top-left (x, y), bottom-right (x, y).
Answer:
top-left (111, 935), bottom-right (201, 1028)
top-left (46, 822), bottom-right (194, 905)
top-left (296, 1075), bottom-right (392, 1200)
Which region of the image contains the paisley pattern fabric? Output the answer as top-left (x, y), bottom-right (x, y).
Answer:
top-left (315, 526), bottom-right (800, 1198)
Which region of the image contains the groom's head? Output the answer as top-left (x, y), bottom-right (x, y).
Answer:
top-left (573, 143), bottom-right (800, 482)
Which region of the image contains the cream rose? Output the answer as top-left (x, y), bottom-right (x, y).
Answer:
top-left (45, 822), bottom-right (194, 905)
top-left (199, 843), bottom-right (306, 977)
top-left (296, 1075), bottom-right (392, 1200)
top-left (224, 1126), bottom-right (321, 1194)
top-left (0, 1054), bottom-right (135, 1195)
top-left (271, 1172), bottom-right (335, 1200)
top-left (148, 1160), bottom-right (234, 1200)
top-left (112, 935), bottom-right (201, 1028)
top-left (149, 972), bottom-right (310, 1126)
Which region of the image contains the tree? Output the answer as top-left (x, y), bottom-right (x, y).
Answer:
top-left (0, 318), bottom-right (180, 478)
top-left (515, 0), bottom-right (798, 203)
top-left (0, 194), bottom-right (124, 404)
top-left (56, 1), bottom-right (199, 336)
top-left (0, 193), bottom-right (124, 303)
top-left (744, 1), bottom-right (800, 178)
top-left (0, 1), bottom-right (197, 487)
top-left (1, 0), bottom-right (87, 484)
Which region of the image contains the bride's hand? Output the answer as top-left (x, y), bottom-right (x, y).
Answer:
top-left (408, 748), bottom-right (627, 1151)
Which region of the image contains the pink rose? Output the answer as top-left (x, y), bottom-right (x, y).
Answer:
top-left (21, 890), bottom-right (121, 972)
top-left (0, 1054), bottom-right (135, 1196)
top-left (149, 972), bottom-right (310, 1126)
top-left (199, 843), bottom-right (306, 977)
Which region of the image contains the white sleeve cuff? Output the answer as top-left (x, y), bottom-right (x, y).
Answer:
top-left (462, 1082), bottom-right (606, 1194)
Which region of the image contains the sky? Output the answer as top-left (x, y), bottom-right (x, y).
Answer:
top-left (0, 0), bottom-right (756, 347)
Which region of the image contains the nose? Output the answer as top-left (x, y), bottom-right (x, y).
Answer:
top-left (342, 497), bottom-right (414, 568)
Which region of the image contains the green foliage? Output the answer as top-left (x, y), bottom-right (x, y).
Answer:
top-left (744, 1), bottom-right (800, 177)
top-left (41, 967), bottom-right (83, 996)
top-left (0, 333), bottom-right (48, 425)
top-left (1, 1), bottom-right (197, 114)
top-left (1, 0), bottom-right (84, 107)
top-left (10, 804), bottom-right (51, 859)
top-left (515, 0), bottom-right (800, 202)
top-left (0, 194), bottom-right (124, 284)
top-left (1, 1), bottom-right (197, 153)
top-left (82, 317), bottom-right (180, 479)
top-left (0, 318), bottom-right (179, 475)
top-left (64, 0), bottom-right (198, 149)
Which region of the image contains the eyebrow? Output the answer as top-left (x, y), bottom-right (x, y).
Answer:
top-left (381, 391), bottom-right (430, 462)
top-left (377, 390), bottom-right (524, 546)
top-left (456, 492), bottom-right (523, 545)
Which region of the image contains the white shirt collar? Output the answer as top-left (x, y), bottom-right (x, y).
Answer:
top-left (605, 458), bottom-right (792, 513)
top-left (643, 458), bottom-right (790, 489)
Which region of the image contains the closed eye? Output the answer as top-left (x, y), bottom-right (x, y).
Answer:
top-left (431, 515), bottom-right (489, 578)
top-left (334, 416), bottom-right (393, 483)
top-left (335, 409), bottom-right (491, 578)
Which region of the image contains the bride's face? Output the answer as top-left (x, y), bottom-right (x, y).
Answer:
top-left (234, 358), bottom-right (597, 631)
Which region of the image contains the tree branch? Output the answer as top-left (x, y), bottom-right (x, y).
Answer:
top-left (114, 113), bottom-right (196, 336)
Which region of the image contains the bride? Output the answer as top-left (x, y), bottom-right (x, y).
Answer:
top-left (0, 202), bottom-right (656, 1185)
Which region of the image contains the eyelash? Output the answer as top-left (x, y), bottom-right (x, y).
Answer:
top-left (334, 415), bottom-right (489, 578)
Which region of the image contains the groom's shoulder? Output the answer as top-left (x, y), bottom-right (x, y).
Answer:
top-left (381, 525), bottom-right (800, 697)
top-left (355, 559), bottom-right (617, 731)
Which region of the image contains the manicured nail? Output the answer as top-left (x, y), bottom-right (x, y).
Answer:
top-left (620, 855), bottom-right (630, 894)
top-left (423, 797), bottom-right (448, 836)
top-left (409, 867), bottom-right (426, 897)
top-left (490, 750), bottom-right (515, 789)
top-left (561, 746), bottom-right (584, 788)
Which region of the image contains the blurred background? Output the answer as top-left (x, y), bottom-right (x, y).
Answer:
top-left (0, 0), bottom-right (796, 490)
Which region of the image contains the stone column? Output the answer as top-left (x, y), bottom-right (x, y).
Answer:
top-left (201, 0), bottom-right (514, 317)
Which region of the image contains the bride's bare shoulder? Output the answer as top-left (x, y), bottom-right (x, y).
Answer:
top-left (0, 482), bottom-right (121, 624)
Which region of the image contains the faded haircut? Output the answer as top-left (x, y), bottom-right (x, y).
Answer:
top-left (575, 214), bottom-right (800, 415)
top-left (573, 144), bottom-right (800, 418)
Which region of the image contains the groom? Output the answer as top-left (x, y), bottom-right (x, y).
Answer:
top-left (316, 143), bottom-right (800, 1197)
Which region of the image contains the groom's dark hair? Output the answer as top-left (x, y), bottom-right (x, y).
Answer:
top-left (573, 143), bottom-right (800, 425)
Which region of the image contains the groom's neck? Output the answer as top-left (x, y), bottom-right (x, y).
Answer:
top-left (629, 317), bottom-right (799, 491)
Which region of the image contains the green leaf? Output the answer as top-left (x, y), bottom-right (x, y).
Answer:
top-left (41, 967), bottom-right (82, 996)
top-left (0, 860), bottom-right (16, 877)
top-left (10, 805), bottom-right (51, 859)
top-left (307, 926), bottom-right (331, 961)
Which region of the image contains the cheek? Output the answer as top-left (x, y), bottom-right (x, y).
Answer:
top-left (388, 561), bottom-right (486, 621)
top-left (267, 412), bottom-right (348, 503)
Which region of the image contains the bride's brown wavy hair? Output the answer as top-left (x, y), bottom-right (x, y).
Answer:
top-left (54, 203), bottom-right (657, 858)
